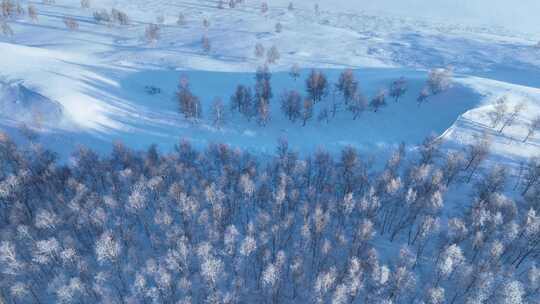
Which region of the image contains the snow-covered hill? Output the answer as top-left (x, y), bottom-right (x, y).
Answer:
top-left (0, 0), bottom-right (539, 165)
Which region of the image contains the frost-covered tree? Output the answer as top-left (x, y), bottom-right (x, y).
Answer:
top-left (489, 96), bottom-right (509, 128)
top-left (499, 102), bottom-right (525, 133)
top-left (80, 0), bottom-right (90, 8)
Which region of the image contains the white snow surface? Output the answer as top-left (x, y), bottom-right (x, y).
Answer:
top-left (0, 0), bottom-right (539, 166)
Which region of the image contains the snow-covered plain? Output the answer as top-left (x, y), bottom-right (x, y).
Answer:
top-left (0, 0), bottom-right (539, 165)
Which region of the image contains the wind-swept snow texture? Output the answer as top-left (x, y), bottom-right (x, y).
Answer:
top-left (0, 0), bottom-right (539, 165)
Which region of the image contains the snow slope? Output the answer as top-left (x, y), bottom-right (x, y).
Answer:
top-left (0, 0), bottom-right (539, 167)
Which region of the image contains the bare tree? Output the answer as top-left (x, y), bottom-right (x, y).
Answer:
top-left (289, 63), bottom-right (300, 81)
top-left (336, 69), bottom-right (358, 105)
top-left (145, 24), bottom-right (160, 44)
top-left (280, 90), bottom-right (302, 122)
top-left (348, 93), bottom-right (367, 120)
top-left (203, 18), bottom-right (209, 29)
top-left (370, 89), bottom-right (387, 112)
top-left (488, 96), bottom-right (508, 128)
top-left (111, 8), bottom-right (129, 25)
top-left (177, 13), bottom-right (186, 26)
top-left (275, 22), bottom-right (282, 33)
top-left (93, 9), bottom-right (111, 23)
top-left (266, 45), bottom-right (280, 64)
top-left (523, 116), bottom-right (540, 142)
top-left (231, 84), bottom-right (254, 119)
top-left (177, 77), bottom-right (202, 120)
top-left (63, 17), bottom-right (79, 30)
top-left (463, 133), bottom-right (491, 182)
top-left (211, 98), bottom-right (226, 129)
top-left (1, 21), bottom-right (13, 37)
top-left (302, 98), bottom-right (313, 126)
top-left (521, 158), bottom-right (540, 195)
top-left (254, 43), bottom-right (265, 59)
top-left (427, 68), bottom-right (452, 95)
top-left (80, 0), bottom-right (90, 9)
top-left (217, 0), bottom-right (224, 9)
top-left (27, 4), bottom-right (37, 22)
top-left (306, 69), bottom-right (328, 103)
top-left (417, 87), bottom-right (430, 106)
top-left (389, 77), bottom-right (408, 102)
top-left (498, 102), bottom-right (525, 133)
top-left (202, 35), bottom-right (211, 53)
top-left (288, 2), bottom-right (294, 11)
top-left (261, 2), bottom-right (268, 13)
